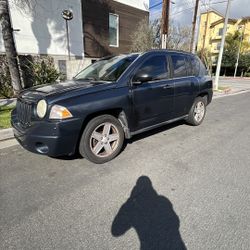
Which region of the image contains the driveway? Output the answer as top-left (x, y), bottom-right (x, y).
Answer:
top-left (1, 92), bottom-right (250, 249)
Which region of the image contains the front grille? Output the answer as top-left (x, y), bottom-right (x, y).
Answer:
top-left (16, 99), bottom-right (33, 127)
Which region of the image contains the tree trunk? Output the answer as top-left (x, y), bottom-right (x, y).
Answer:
top-left (0, 0), bottom-right (22, 94)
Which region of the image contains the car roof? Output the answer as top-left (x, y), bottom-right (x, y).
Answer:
top-left (144, 49), bottom-right (196, 56)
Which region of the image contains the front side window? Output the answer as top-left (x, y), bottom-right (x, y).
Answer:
top-left (75, 54), bottom-right (138, 82)
top-left (171, 55), bottom-right (187, 78)
top-left (134, 55), bottom-right (169, 81)
top-left (109, 13), bottom-right (119, 47)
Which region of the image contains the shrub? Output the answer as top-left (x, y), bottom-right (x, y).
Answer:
top-left (27, 56), bottom-right (61, 86)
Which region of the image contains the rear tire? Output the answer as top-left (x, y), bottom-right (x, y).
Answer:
top-left (186, 97), bottom-right (207, 126)
top-left (79, 115), bottom-right (124, 164)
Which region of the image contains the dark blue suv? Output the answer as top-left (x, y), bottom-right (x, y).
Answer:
top-left (11, 50), bottom-right (213, 163)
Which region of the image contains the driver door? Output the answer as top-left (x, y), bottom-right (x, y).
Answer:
top-left (131, 54), bottom-right (175, 130)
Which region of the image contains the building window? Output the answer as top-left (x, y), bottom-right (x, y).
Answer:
top-left (218, 28), bottom-right (223, 36)
top-left (109, 13), bottom-right (119, 47)
top-left (216, 42), bottom-right (221, 50)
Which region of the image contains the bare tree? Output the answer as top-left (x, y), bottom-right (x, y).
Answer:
top-left (0, 0), bottom-right (22, 94)
top-left (130, 18), bottom-right (192, 52)
top-left (167, 24), bottom-right (192, 51)
top-left (130, 18), bottom-right (155, 52)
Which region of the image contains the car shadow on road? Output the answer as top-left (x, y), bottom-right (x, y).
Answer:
top-left (127, 120), bottom-right (185, 144)
top-left (111, 176), bottom-right (186, 250)
top-left (119, 120), bottom-right (185, 154)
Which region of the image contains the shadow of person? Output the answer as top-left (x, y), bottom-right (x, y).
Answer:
top-left (111, 176), bottom-right (186, 250)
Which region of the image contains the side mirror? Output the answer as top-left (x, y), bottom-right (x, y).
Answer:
top-left (133, 72), bottom-right (153, 84)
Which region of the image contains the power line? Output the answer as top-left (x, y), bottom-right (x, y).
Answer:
top-left (150, 0), bottom-right (228, 18)
top-left (149, 1), bottom-right (163, 9)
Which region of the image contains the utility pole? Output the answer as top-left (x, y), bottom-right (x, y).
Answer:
top-left (214, 0), bottom-right (232, 90)
top-left (234, 25), bottom-right (245, 77)
top-left (201, 9), bottom-right (209, 62)
top-left (0, 0), bottom-right (22, 94)
top-left (190, 0), bottom-right (199, 53)
top-left (161, 0), bottom-right (170, 49)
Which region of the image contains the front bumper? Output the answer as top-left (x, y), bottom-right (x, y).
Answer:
top-left (11, 110), bottom-right (83, 157)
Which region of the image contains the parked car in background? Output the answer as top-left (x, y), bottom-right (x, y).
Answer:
top-left (11, 50), bottom-right (213, 164)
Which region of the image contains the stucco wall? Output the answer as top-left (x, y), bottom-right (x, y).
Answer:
top-left (114, 0), bottom-right (149, 12)
top-left (0, 0), bottom-right (84, 57)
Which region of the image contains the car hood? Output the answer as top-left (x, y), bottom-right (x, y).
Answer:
top-left (20, 80), bottom-right (115, 101)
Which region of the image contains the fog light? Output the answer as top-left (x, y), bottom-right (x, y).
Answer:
top-left (36, 142), bottom-right (49, 154)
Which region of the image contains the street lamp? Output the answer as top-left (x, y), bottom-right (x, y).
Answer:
top-left (62, 9), bottom-right (73, 60)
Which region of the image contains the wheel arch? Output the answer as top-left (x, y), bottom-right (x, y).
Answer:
top-left (78, 108), bottom-right (130, 146)
top-left (196, 92), bottom-right (209, 105)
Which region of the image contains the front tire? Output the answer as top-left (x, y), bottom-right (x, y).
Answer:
top-left (79, 115), bottom-right (124, 164)
top-left (186, 97), bottom-right (207, 126)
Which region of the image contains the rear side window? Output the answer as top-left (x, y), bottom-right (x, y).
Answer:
top-left (185, 56), bottom-right (193, 76)
top-left (171, 55), bottom-right (187, 78)
top-left (135, 55), bottom-right (169, 81)
top-left (190, 56), bottom-right (200, 76)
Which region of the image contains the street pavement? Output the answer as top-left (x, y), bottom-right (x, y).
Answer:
top-left (0, 92), bottom-right (250, 250)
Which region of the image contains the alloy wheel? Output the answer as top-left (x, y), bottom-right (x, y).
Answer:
top-left (194, 101), bottom-right (205, 123)
top-left (89, 122), bottom-right (120, 157)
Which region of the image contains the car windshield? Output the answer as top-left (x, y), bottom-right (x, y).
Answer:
top-left (74, 54), bottom-right (139, 82)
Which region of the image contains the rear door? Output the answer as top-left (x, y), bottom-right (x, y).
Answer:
top-left (170, 53), bottom-right (198, 118)
top-left (131, 54), bottom-right (175, 130)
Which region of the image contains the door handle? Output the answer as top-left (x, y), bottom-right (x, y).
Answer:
top-left (163, 84), bottom-right (172, 89)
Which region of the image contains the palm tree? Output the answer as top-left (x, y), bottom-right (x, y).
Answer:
top-left (0, 0), bottom-right (22, 95)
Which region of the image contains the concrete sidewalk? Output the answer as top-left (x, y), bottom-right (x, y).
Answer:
top-left (213, 77), bottom-right (250, 97)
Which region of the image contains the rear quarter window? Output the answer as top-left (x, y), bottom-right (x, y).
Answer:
top-left (199, 60), bottom-right (208, 76)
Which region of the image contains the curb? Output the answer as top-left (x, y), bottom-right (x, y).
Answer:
top-left (0, 128), bottom-right (14, 141)
top-left (213, 89), bottom-right (250, 99)
top-left (0, 98), bottom-right (17, 107)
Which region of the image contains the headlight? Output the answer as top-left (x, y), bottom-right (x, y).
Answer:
top-left (36, 99), bottom-right (47, 118)
top-left (49, 105), bottom-right (73, 119)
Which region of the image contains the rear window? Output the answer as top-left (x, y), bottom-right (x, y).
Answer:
top-left (171, 55), bottom-right (187, 78)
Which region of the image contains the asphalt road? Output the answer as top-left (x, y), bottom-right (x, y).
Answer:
top-left (1, 93), bottom-right (250, 250)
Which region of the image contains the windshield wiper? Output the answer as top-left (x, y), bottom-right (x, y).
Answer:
top-left (75, 77), bottom-right (97, 81)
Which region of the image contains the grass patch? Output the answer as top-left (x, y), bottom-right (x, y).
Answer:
top-left (0, 105), bottom-right (14, 129)
top-left (218, 86), bottom-right (230, 91)
top-left (214, 86), bottom-right (231, 92)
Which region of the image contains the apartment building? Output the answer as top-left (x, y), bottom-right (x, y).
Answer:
top-left (0, 0), bottom-right (149, 76)
top-left (197, 10), bottom-right (250, 64)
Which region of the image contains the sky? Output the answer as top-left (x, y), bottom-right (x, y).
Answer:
top-left (150, 0), bottom-right (250, 26)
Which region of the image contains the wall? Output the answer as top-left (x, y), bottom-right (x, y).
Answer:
top-left (114, 0), bottom-right (149, 11)
top-left (82, 0), bottom-right (149, 58)
top-left (0, 0), bottom-right (84, 57)
top-left (197, 11), bottom-right (222, 52)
